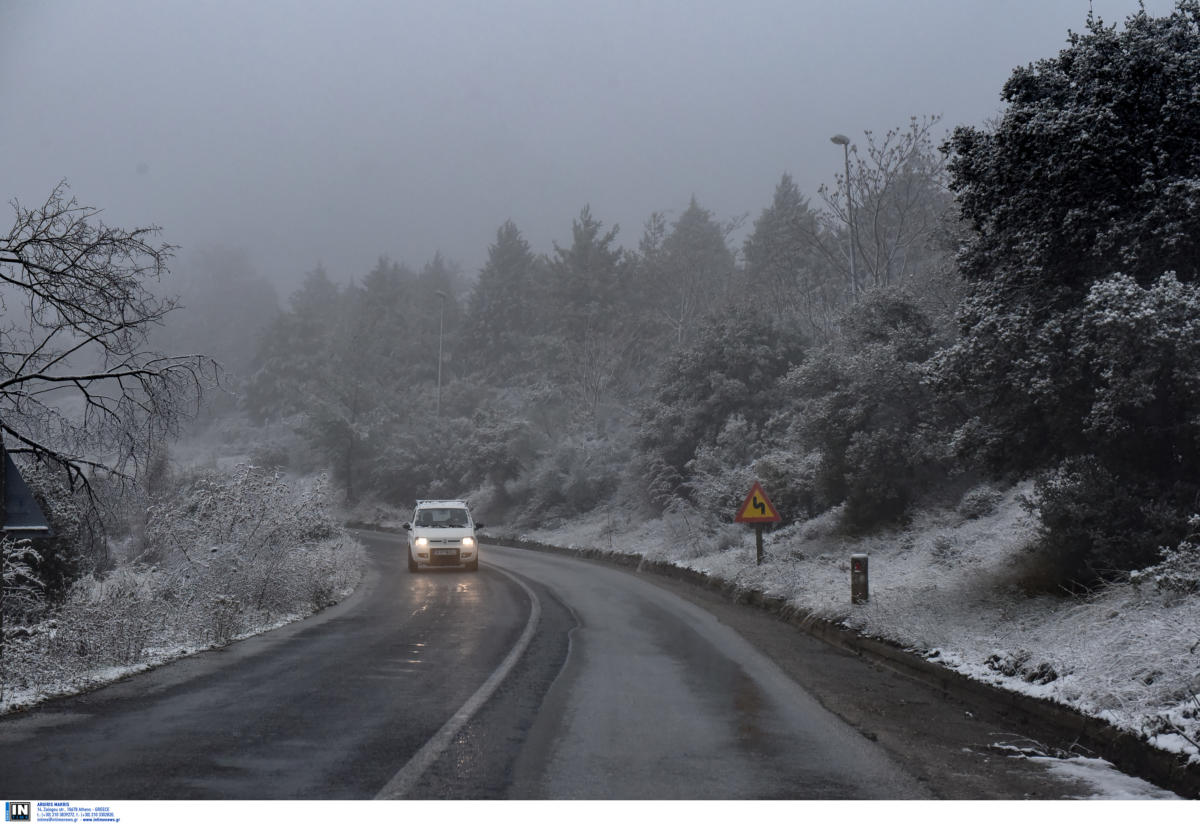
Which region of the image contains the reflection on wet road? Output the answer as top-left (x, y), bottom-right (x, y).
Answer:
top-left (0, 533), bottom-right (530, 799)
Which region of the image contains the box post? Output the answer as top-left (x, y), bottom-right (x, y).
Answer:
top-left (851, 553), bottom-right (869, 604)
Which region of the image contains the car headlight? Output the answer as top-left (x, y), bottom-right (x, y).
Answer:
top-left (461, 536), bottom-right (475, 548)
top-left (415, 537), bottom-right (428, 548)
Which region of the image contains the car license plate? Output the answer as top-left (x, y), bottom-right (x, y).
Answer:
top-left (434, 548), bottom-right (457, 556)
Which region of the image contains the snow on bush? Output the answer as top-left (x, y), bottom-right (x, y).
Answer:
top-left (958, 484), bottom-right (1002, 520)
top-left (1130, 515), bottom-right (1200, 596)
top-left (0, 465), bottom-right (365, 714)
top-left (2, 539), bottom-right (44, 621)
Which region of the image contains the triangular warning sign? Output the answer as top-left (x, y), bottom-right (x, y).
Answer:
top-left (735, 481), bottom-right (781, 524)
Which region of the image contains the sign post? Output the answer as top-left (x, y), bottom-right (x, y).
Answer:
top-left (734, 481), bottom-right (781, 566)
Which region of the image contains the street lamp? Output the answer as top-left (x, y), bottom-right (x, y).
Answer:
top-left (830, 133), bottom-right (857, 299)
top-left (435, 290), bottom-right (447, 418)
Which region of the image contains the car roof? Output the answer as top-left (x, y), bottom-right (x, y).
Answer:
top-left (415, 499), bottom-right (469, 508)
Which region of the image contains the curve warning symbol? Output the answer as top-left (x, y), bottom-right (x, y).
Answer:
top-left (734, 481), bottom-right (781, 524)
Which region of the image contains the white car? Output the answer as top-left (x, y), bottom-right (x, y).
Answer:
top-left (403, 499), bottom-right (483, 572)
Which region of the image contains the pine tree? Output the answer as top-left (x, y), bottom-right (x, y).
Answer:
top-left (743, 175), bottom-right (836, 333)
top-left (460, 221), bottom-right (540, 380)
top-left (647, 197), bottom-right (736, 348)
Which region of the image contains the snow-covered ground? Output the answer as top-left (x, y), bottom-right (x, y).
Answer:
top-left (0, 612), bottom-right (307, 716)
top-left (0, 532), bottom-right (365, 717)
top-left (495, 482), bottom-right (1200, 780)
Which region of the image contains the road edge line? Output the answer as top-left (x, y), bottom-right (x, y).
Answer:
top-left (374, 564), bottom-right (542, 800)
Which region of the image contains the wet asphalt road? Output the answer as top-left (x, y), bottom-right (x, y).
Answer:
top-left (0, 532), bottom-right (1115, 799)
top-left (0, 532), bottom-right (530, 798)
top-left (479, 546), bottom-right (923, 798)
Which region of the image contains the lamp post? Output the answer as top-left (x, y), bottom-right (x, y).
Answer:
top-left (435, 290), bottom-right (447, 418)
top-left (830, 134), bottom-right (857, 299)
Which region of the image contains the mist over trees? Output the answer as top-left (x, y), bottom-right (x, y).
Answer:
top-left (242, 118), bottom-right (963, 536)
top-left (220, 2), bottom-right (1200, 590)
top-left (8, 0), bottom-right (1200, 630)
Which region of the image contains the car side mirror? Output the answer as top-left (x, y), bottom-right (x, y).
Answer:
top-left (402, 523), bottom-right (411, 531)
top-left (474, 522), bottom-right (485, 530)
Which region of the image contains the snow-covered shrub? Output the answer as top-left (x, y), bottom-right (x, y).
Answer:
top-left (938, 272), bottom-right (1200, 586)
top-left (984, 649), bottom-right (1059, 684)
top-left (146, 465), bottom-right (334, 560)
top-left (753, 450), bottom-right (821, 524)
top-left (641, 453), bottom-right (685, 511)
top-left (50, 569), bottom-right (163, 666)
top-left (931, 534), bottom-right (959, 561)
top-left (1030, 456), bottom-right (1185, 586)
top-left (782, 290), bottom-right (947, 534)
top-left (143, 466), bottom-right (359, 629)
top-left (958, 484), bottom-right (1002, 520)
top-left (15, 458), bottom-right (96, 602)
top-left (799, 505), bottom-right (844, 540)
top-left (685, 415), bottom-right (759, 516)
top-left (1130, 516), bottom-right (1200, 595)
top-left (636, 308), bottom-right (806, 486)
top-left (206, 593), bottom-right (244, 646)
top-left (841, 426), bottom-right (925, 530)
top-left (1, 464), bottom-right (365, 713)
top-left (658, 499), bottom-right (746, 560)
top-left (508, 433), bottom-right (628, 524)
top-left (2, 538), bottom-right (44, 625)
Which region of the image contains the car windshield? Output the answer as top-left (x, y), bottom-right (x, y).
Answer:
top-left (415, 508), bottom-right (469, 528)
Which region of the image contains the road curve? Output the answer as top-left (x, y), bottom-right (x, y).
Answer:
top-left (421, 544), bottom-right (929, 799)
top-left (1, 534), bottom-right (1125, 800)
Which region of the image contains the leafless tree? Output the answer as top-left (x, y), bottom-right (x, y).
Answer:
top-left (561, 314), bottom-right (649, 435)
top-left (0, 182), bottom-right (219, 497)
top-left (818, 116), bottom-right (954, 295)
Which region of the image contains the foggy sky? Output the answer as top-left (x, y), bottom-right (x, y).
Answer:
top-left (0, 0), bottom-right (1177, 289)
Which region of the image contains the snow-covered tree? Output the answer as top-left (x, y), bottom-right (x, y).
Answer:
top-left (945, 2), bottom-right (1200, 290)
top-left (743, 175), bottom-right (836, 333)
top-left (783, 290), bottom-right (941, 530)
top-left (935, 1), bottom-right (1200, 581)
top-left (547, 206), bottom-right (624, 336)
top-left (244, 265), bottom-right (342, 423)
top-left (459, 221), bottom-right (543, 380)
top-left (636, 308), bottom-right (807, 489)
top-left (639, 197), bottom-right (737, 348)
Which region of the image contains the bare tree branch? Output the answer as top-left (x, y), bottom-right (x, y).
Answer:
top-left (0, 182), bottom-right (221, 500)
top-left (817, 116), bottom-right (954, 293)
